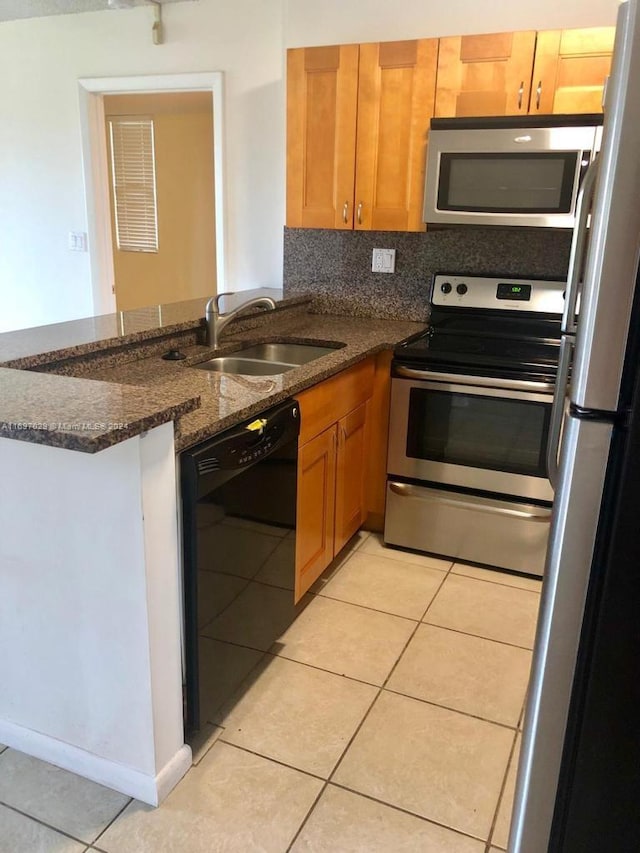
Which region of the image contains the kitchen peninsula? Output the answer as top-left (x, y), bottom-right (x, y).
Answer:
top-left (0, 290), bottom-right (423, 806)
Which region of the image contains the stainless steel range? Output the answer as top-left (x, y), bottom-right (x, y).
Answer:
top-left (385, 273), bottom-right (566, 576)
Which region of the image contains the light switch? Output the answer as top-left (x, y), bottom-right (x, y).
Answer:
top-left (372, 248), bottom-right (396, 273)
top-left (68, 231), bottom-right (88, 252)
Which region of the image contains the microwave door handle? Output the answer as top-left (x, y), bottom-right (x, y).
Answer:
top-left (562, 156), bottom-right (599, 335)
top-left (546, 334), bottom-right (573, 489)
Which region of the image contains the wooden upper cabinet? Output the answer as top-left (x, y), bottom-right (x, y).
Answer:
top-left (530, 28), bottom-right (615, 114)
top-left (435, 31), bottom-right (537, 117)
top-left (287, 38), bottom-right (437, 232)
top-left (287, 45), bottom-right (359, 228)
top-left (354, 39), bottom-right (438, 232)
top-left (288, 27), bottom-right (616, 232)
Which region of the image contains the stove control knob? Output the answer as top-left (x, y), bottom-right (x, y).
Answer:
top-left (456, 283), bottom-right (468, 295)
top-left (440, 282), bottom-right (452, 294)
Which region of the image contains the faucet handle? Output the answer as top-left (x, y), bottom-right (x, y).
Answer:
top-left (214, 291), bottom-right (235, 312)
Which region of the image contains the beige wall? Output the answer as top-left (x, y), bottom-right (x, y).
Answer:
top-left (105, 92), bottom-right (216, 312)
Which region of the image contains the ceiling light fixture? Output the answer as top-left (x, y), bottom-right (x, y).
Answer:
top-left (106, 0), bottom-right (164, 45)
top-left (148, 0), bottom-right (163, 45)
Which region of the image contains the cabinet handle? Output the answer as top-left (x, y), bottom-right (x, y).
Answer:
top-left (517, 81), bottom-right (524, 110)
top-left (536, 80), bottom-right (542, 110)
top-left (357, 202), bottom-right (363, 225)
top-left (342, 201), bottom-right (349, 224)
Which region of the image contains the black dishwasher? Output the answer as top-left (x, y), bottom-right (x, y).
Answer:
top-left (180, 399), bottom-right (300, 733)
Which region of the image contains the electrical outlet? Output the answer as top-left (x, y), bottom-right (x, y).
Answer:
top-left (372, 248), bottom-right (396, 273)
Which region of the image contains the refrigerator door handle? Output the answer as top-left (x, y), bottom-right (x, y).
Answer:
top-left (562, 157), bottom-right (599, 335)
top-left (546, 334), bottom-right (573, 489)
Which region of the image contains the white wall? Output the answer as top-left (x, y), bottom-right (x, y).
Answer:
top-left (0, 423), bottom-right (190, 804)
top-left (284, 0), bottom-right (620, 46)
top-left (0, 0), bottom-right (285, 332)
top-left (0, 0), bottom-right (621, 333)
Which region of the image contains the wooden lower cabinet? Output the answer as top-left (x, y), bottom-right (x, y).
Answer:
top-left (294, 358), bottom-right (379, 602)
top-left (334, 402), bottom-right (368, 554)
top-left (294, 426), bottom-right (337, 602)
top-left (294, 407), bottom-right (369, 603)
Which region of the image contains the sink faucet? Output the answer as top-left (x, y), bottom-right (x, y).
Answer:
top-left (204, 292), bottom-right (277, 349)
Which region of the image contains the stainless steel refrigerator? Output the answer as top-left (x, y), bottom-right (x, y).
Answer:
top-left (510, 1), bottom-right (640, 850)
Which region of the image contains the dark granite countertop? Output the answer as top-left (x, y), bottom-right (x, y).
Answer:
top-left (0, 368), bottom-right (200, 453)
top-left (81, 311), bottom-right (425, 452)
top-left (0, 291), bottom-right (425, 453)
top-left (0, 289), bottom-right (301, 369)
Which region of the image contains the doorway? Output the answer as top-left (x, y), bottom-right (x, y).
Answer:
top-left (104, 91), bottom-right (216, 312)
top-left (78, 72), bottom-right (225, 317)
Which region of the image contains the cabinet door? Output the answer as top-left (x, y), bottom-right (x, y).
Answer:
top-left (294, 426), bottom-right (337, 602)
top-left (354, 39), bottom-right (438, 232)
top-left (530, 28), bottom-right (615, 114)
top-left (435, 31), bottom-right (537, 117)
top-left (287, 45), bottom-right (359, 229)
top-left (334, 402), bottom-right (368, 555)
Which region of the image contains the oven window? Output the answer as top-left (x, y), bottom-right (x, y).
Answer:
top-left (438, 152), bottom-right (578, 214)
top-left (406, 388), bottom-right (550, 477)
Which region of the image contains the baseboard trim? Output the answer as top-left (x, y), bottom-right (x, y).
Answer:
top-left (0, 719), bottom-right (192, 806)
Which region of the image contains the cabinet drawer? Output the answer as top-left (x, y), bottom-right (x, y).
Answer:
top-left (297, 358), bottom-right (375, 445)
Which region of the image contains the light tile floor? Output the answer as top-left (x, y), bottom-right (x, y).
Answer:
top-left (0, 532), bottom-right (541, 852)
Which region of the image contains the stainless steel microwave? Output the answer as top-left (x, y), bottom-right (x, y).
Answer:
top-left (424, 115), bottom-right (603, 228)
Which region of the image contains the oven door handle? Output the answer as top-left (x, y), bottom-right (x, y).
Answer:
top-left (394, 364), bottom-right (555, 394)
top-left (388, 482), bottom-right (553, 522)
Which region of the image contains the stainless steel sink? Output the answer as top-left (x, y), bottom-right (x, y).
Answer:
top-left (229, 343), bottom-right (338, 364)
top-left (192, 341), bottom-right (340, 375)
top-left (192, 356), bottom-right (295, 375)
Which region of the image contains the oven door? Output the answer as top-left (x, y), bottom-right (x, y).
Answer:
top-left (388, 365), bottom-right (554, 502)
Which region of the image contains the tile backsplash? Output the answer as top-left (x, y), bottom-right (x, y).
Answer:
top-left (283, 227), bottom-right (573, 321)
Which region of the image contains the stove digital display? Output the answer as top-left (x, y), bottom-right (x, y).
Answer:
top-left (497, 283), bottom-right (532, 301)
